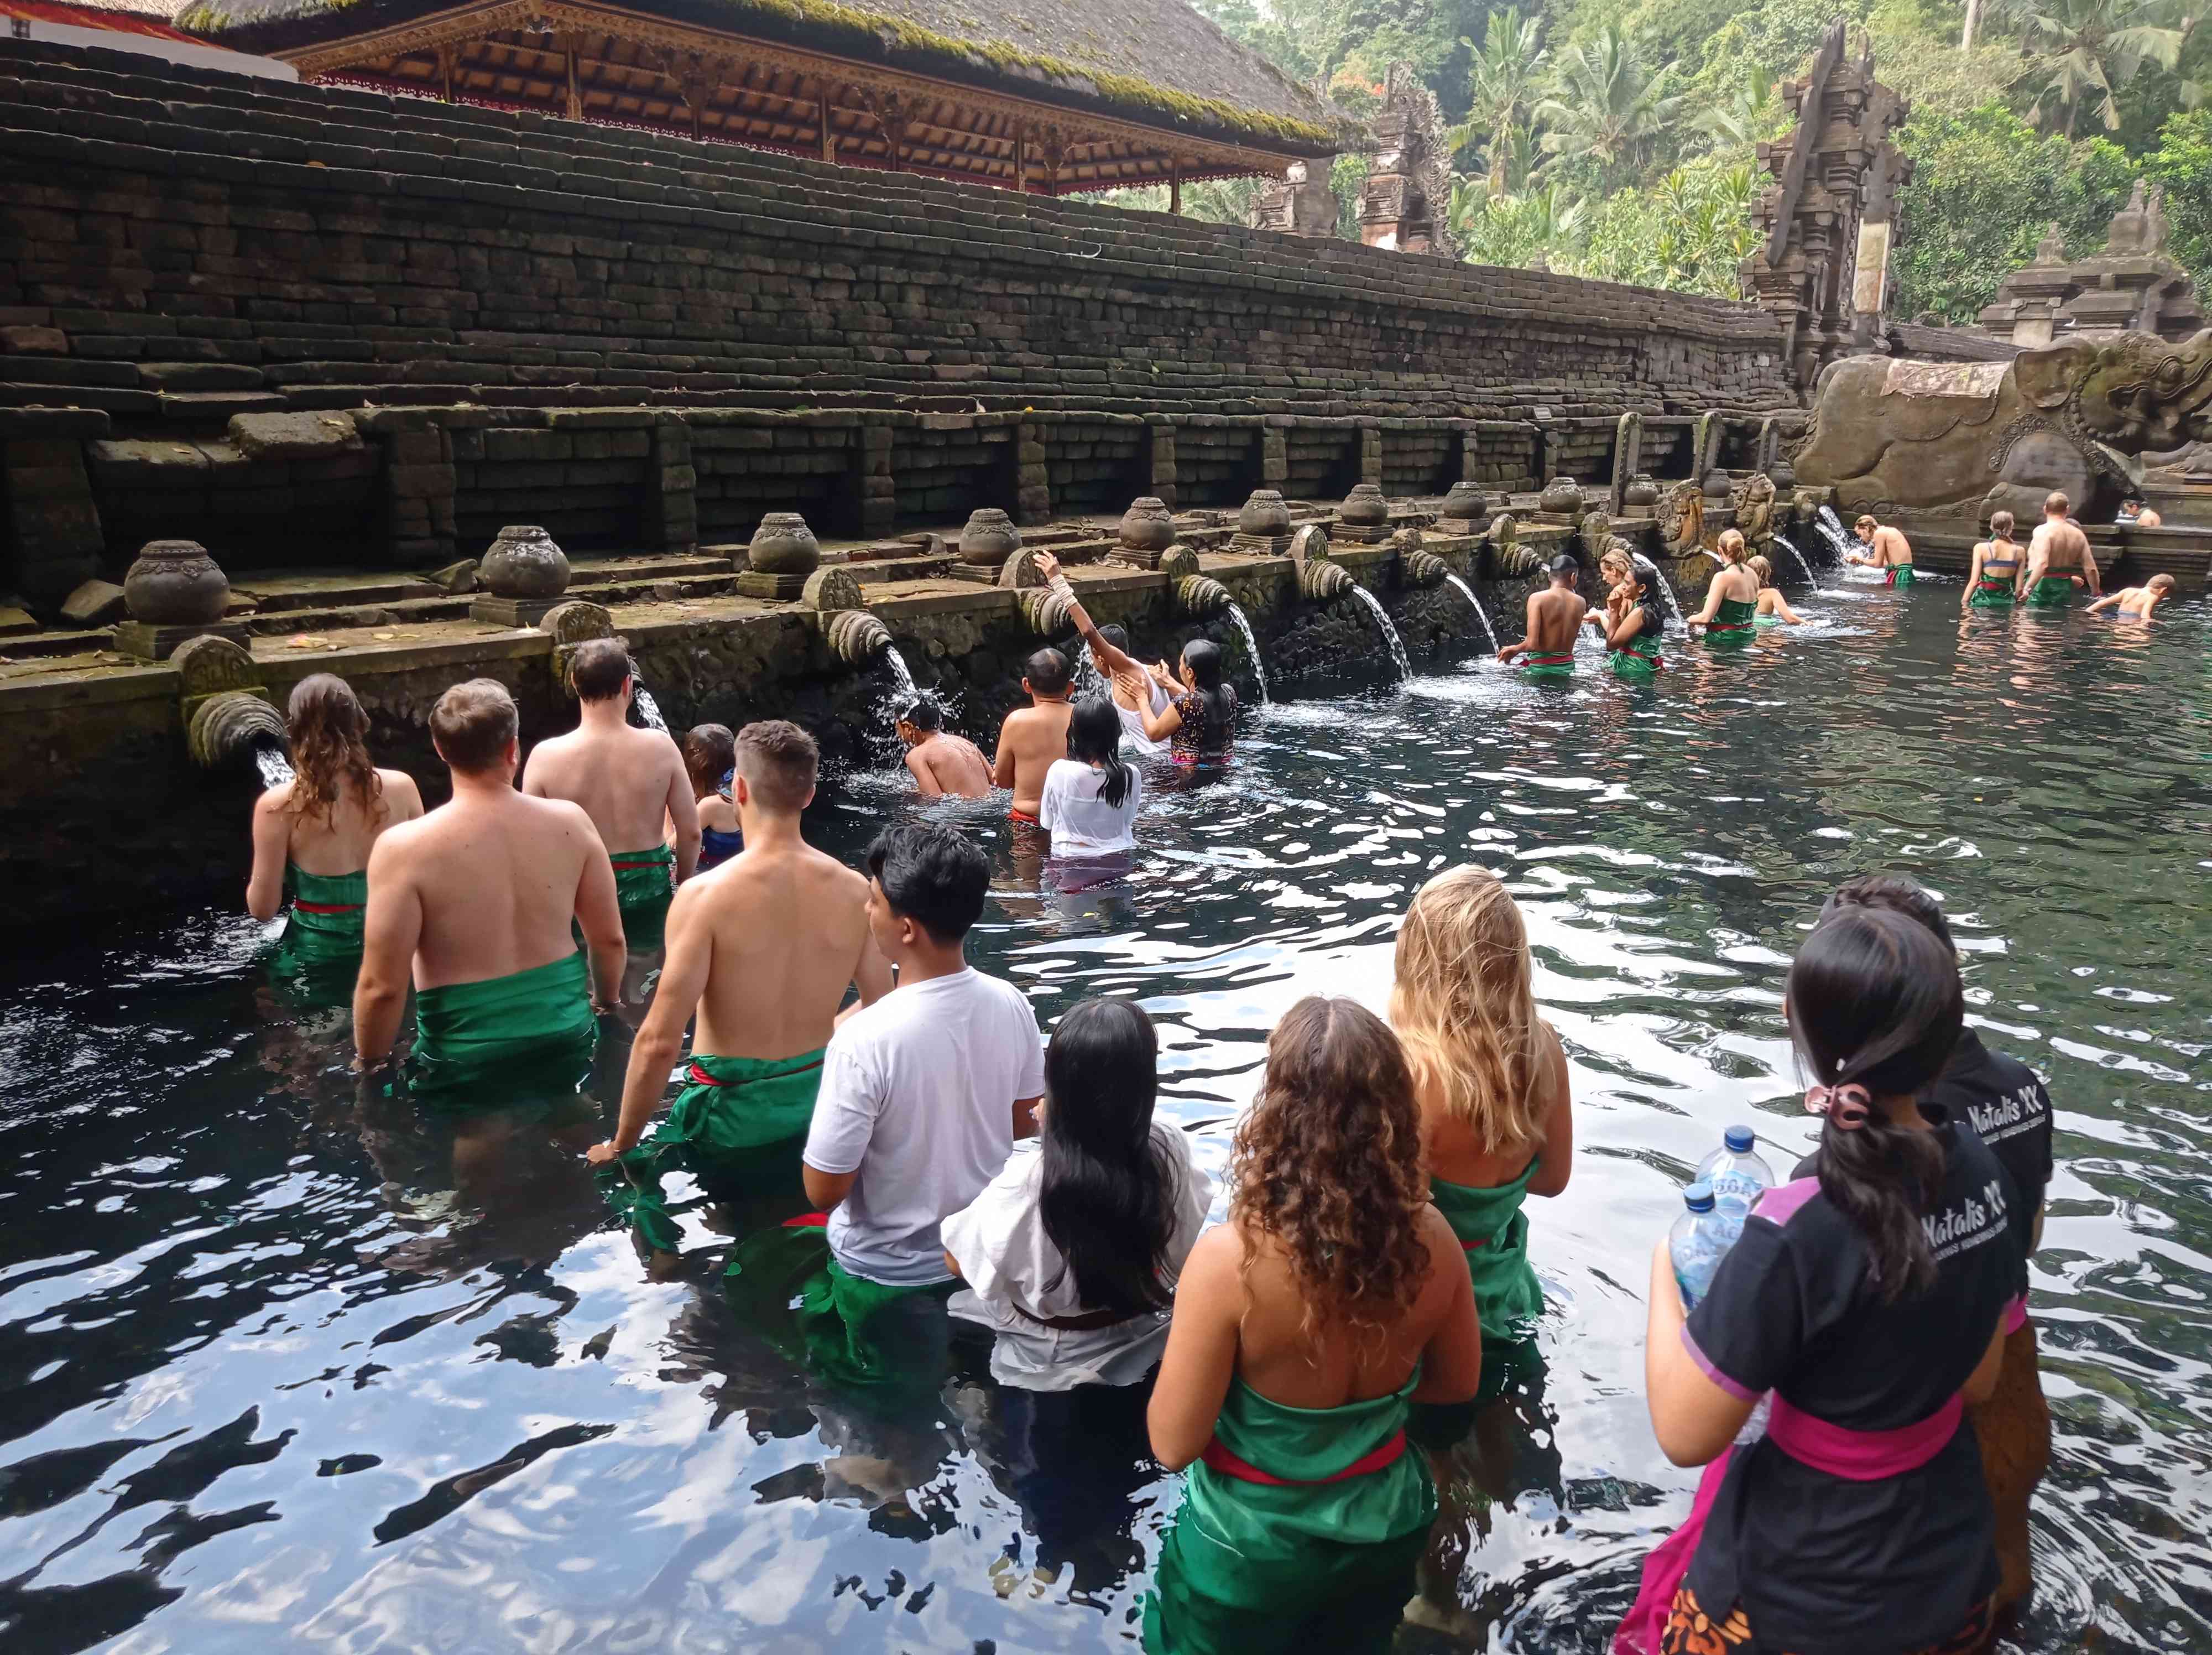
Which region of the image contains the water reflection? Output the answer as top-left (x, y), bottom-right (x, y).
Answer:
top-left (2, 584), bottom-right (2210, 1652)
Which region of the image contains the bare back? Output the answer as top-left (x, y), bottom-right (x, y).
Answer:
top-left (1714, 563), bottom-right (1761, 602)
top-left (2031, 516), bottom-right (2090, 574)
top-left (270, 769), bottom-right (421, 875)
top-left (1227, 1210), bottom-right (1470, 1407)
top-left (688, 839), bottom-right (878, 1059)
top-left (1875, 525), bottom-right (1913, 567)
top-left (907, 732), bottom-right (993, 799)
top-left (993, 701), bottom-right (1074, 815)
top-left (1527, 587), bottom-right (1587, 653)
top-left (374, 788), bottom-right (606, 990)
top-left (524, 721), bottom-right (687, 853)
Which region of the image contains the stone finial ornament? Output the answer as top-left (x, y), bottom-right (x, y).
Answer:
top-left (1238, 490), bottom-right (1292, 539)
top-left (748, 512), bottom-right (821, 576)
top-left (1117, 497), bottom-right (1176, 554)
top-left (481, 525), bottom-right (571, 598)
top-left (1538, 477), bottom-right (1584, 519)
top-left (1621, 472), bottom-right (1661, 509)
top-left (124, 539), bottom-right (229, 625)
top-left (957, 507), bottom-right (1022, 571)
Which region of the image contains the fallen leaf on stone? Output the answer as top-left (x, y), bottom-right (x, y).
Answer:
top-left (286, 636), bottom-right (330, 648)
top-left (374, 632), bottom-right (395, 640)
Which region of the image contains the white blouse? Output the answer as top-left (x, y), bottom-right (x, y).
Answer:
top-left (942, 1121), bottom-right (1211, 1391)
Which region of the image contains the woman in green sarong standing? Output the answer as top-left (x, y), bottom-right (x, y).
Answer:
top-left (247, 674), bottom-right (422, 990)
top-left (1689, 530), bottom-right (1762, 648)
top-left (1145, 997), bottom-right (1483, 1655)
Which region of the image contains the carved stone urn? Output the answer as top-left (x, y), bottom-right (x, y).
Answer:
top-left (1766, 456), bottom-right (1797, 491)
top-left (748, 511), bottom-right (821, 576)
top-left (957, 507), bottom-right (1022, 571)
top-left (1337, 482), bottom-right (1390, 543)
top-left (1118, 496), bottom-right (1175, 553)
top-left (1238, 489), bottom-right (1291, 538)
top-left (123, 539), bottom-right (230, 625)
top-left (1539, 477), bottom-right (1585, 519)
top-left (1702, 467), bottom-right (1735, 501)
top-left (1621, 472), bottom-right (1662, 511)
top-left (481, 525), bottom-right (571, 598)
top-left (1438, 481), bottom-right (1489, 523)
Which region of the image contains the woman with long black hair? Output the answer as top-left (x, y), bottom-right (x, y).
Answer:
top-left (1142, 639), bottom-right (1240, 759)
top-left (942, 997), bottom-right (1209, 1390)
top-left (1037, 695), bottom-right (1142, 860)
top-left (1619, 904), bottom-right (2015, 1655)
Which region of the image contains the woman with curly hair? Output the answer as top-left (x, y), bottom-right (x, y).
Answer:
top-left (1391, 866), bottom-right (1573, 1354)
top-left (246, 674), bottom-right (421, 966)
top-left (679, 722), bottom-right (743, 872)
top-left (1144, 996), bottom-right (1483, 1655)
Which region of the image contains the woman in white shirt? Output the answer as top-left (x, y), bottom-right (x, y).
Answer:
top-left (942, 997), bottom-right (1210, 1391)
top-left (1037, 697), bottom-right (1142, 859)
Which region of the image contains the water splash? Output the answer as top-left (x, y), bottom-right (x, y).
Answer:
top-left (1224, 603), bottom-right (1271, 706)
top-left (882, 643), bottom-right (919, 703)
top-left (1815, 507), bottom-right (1855, 563)
top-left (1440, 573), bottom-right (1500, 650)
top-left (1772, 533), bottom-right (1820, 590)
top-left (254, 745), bottom-right (296, 792)
top-left (1632, 552), bottom-right (1688, 630)
top-left (632, 683), bottom-right (670, 735)
top-left (1347, 585), bottom-right (1412, 683)
top-left (1071, 647), bottom-right (1107, 702)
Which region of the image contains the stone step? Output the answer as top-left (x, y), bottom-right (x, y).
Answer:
top-left (231, 572), bottom-right (447, 612)
top-left (0, 626), bottom-right (116, 658)
top-left (566, 553), bottom-right (735, 581)
top-left (158, 390), bottom-right (288, 422)
top-left (0, 606), bottom-right (38, 637)
top-left (846, 554), bottom-right (957, 584)
top-left (245, 594), bottom-right (473, 636)
top-left (568, 570), bottom-right (738, 604)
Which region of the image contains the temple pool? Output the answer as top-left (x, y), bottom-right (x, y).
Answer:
top-left (3, 578), bottom-right (2208, 1653)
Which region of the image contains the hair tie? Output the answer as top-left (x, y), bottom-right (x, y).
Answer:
top-left (1805, 1084), bottom-right (1872, 1129)
top-left (718, 766), bottom-right (735, 799)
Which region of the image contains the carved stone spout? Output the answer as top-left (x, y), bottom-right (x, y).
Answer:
top-left (826, 606), bottom-right (893, 664)
top-left (1175, 573), bottom-right (1234, 616)
top-left (187, 690), bottom-right (287, 773)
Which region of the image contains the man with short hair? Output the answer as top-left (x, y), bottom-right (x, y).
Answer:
top-left (1498, 554), bottom-right (1588, 677)
top-left (589, 721), bottom-right (893, 1267)
top-left (730, 823), bottom-right (1042, 1385)
top-left (896, 696), bottom-right (993, 799)
top-left (1848, 514), bottom-right (1917, 587)
top-left (522, 638), bottom-right (697, 966)
top-left (990, 647), bottom-right (1074, 825)
top-left (2023, 491), bottom-right (2102, 606)
top-left (354, 679), bottom-right (624, 1180)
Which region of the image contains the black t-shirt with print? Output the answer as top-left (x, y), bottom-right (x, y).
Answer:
top-left (1685, 1114), bottom-right (2015, 1653)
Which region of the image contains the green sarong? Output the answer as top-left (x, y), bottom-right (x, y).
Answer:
top-left (269, 864), bottom-right (367, 1005)
top-left (1143, 1370), bottom-right (1436, 1655)
top-left (600, 1049), bottom-right (826, 1254)
top-left (1431, 1159), bottom-right (1546, 1347)
top-left (1886, 564), bottom-right (1916, 589)
top-left (1969, 573), bottom-right (2017, 608)
top-left (609, 844), bottom-right (675, 949)
top-left (408, 949), bottom-right (599, 1115)
top-left (723, 1217), bottom-right (954, 1391)
top-left (1610, 632), bottom-right (1664, 680)
top-left (1518, 650), bottom-right (1576, 680)
top-left (2026, 574), bottom-right (2079, 608)
top-left (1705, 596), bottom-right (1757, 647)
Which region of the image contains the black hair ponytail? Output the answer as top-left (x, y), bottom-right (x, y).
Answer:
top-left (1787, 905), bottom-right (1964, 1300)
top-left (1067, 695), bottom-right (1135, 809)
top-left (1038, 998), bottom-right (1180, 1316)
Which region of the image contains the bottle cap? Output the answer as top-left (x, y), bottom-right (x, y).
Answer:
top-left (1724, 1125), bottom-right (1756, 1153)
top-left (1684, 1180), bottom-right (1716, 1213)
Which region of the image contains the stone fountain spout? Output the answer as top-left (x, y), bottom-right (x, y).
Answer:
top-left (188, 689), bottom-right (286, 774)
top-left (1175, 573), bottom-right (1234, 616)
top-left (827, 607), bottom-right (895, 664)
top-left (1289, 523), bottom-right (1353, 601)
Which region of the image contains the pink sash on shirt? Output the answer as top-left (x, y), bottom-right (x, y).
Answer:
top-left (1611, 1393), bottom-right (1966, 1653)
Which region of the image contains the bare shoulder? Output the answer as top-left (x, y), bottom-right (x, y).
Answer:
top-left (528, 792), bottom-right (597, 837)
top-left (253, 781), bottom-right (291, 819)
top-left (379, 768), bottom-right (424, 809)
top-left (1181, 1221), bottom-right (1244, 1292)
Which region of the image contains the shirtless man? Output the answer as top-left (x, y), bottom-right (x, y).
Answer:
top-left (990, 647), bottom-right (1074, 825)
top-left (1849, 515), bottom-right (1916, 587)
top-left (897, 696), bottom-right (993, 799)
top-left (2117, 494), bottom-right (2164, 528)
top-left (2023, 491), bottom-right (2102, 607)
top-left (589, 720), bottom-right (891, 1267)
top-left (354, 679), bottom-right (624, 1184)
top-left (521, 638), bottom-right (697, 972)
top-left (1498, 554), bottom-right (1588, 678)
top-left (2087, 572), bottom-right (2176, 620)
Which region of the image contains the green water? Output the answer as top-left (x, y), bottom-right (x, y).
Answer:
top-left (0, 571), bottom-right (2206, 1651)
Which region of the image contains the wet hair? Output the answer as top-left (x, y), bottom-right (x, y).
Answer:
top-left (1855, 515), bottom-right (1880, 533)
top-left (1391, 867), bottom-right (1548, 1157)
top-left (900, 695), bottom-right (942, 732)
top-left (2150, 572), bottom-right (2177, 590)
top-left (1180, 638), bottom-right (1236, 745)
top-left (1718, 528), bottom-right (1749, 564)
top-left (682, 723), bottom-right (735, 802)
top-left (1026, 647), bottom-right (1072, 697)
top-left (1066, 695), bottom-right (1136, 809)
top-left (1819, 873), bottom-right (1956, 954)
top-left (284, 673), bottom-right (381, 827)
top-left (1231, 996), bottom-right (1429, 1343)
top-left (1548, 553), bottom-right (1578, 580)
top-left (1787, 905), bottom-right (1964, 1301)
top-left (567, 637), bottom-right (632, 703)
top-left (866, 822), bottom-right (989, 945)
top-left (1749, 554), bottom-right (1773, 586)
top-left (2045, 492), bottom-right (2070, 517)
top-left (1989, 510), bottom-right (2016, 539)
top-left (1600, 547), bottom-right (1634, 581)
top-left (1635, 565), bottom-right (1661, 603)
top-left (1037, 998), bottom-right (1182, 1318)
top-left (429, 678), bottom-right (518, 774)
top-left (733, 719), bottom-right (817, 814)
top-left (2124, 495), bottom-right (2145, 507)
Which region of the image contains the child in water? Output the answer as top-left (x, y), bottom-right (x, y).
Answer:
top-left (1391, 866), bottom-right (1574, 1357)
top-left (1620, 905), bottom-right (2014, 1655)
top-left (1963, 511), bottom-right (2025, 612)
top-left (1146, 997), bottom-right (1482, 1654)
top-left (1747, 556), bottom-right (1803, 625)
top-left (2086, 572), bottom-right (2176, 620)
top-left (679, 723), bottom-right (743, 872)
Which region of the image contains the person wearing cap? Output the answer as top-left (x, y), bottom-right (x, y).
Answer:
top-left (1498, 554), bottom-right (1588, 679)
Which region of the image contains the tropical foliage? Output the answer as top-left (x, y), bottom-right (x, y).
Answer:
top-left (1124, 0), bottom-right (2212, 312)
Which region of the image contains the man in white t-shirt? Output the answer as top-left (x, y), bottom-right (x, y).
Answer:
top-left (803, 824), bottom-right (1045, 1290)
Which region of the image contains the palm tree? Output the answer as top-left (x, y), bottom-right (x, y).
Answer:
top-left (2000, 0), bottom-right (2191, 134)
top-left (1446, 8), bottom-right (1549, 192)
top-left (1691, 66), bottom-right (1780, 152)
top-left (1533, 25), bottom-right (1684, 190)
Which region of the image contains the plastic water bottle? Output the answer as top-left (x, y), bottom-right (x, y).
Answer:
top-left (1698, 1125), bottom-right (1775, 1216)
top-left (1671, 1182), bottom-right (1732, 1310)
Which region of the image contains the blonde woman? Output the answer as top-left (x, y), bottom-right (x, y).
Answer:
top-left (1390, 867), bottom-right (1573, 1348)
top-left (1747, 555), bottom-right (1803, 626)
top-left (1587, 545), bottom-right (1637, 639)
top-left (1688, 529), bottom-right (1760, 648)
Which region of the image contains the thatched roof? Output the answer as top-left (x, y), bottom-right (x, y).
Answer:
top-left (184, 0), bottom-right (1353, 154)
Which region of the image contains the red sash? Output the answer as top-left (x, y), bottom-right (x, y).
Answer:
top-left (687, 1057), bottom-right (824, 1088)
top-left (1201, 1428), bottom-right (1407, 1487)
top-left (1521, 652), bottom-right (1575, 667)
top-left (292, 899), bottom-right (362, 914)
top-left (1009, 807), bottom-right (1041, 826)
top-left (610, 857), bottom-right (665, 870)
